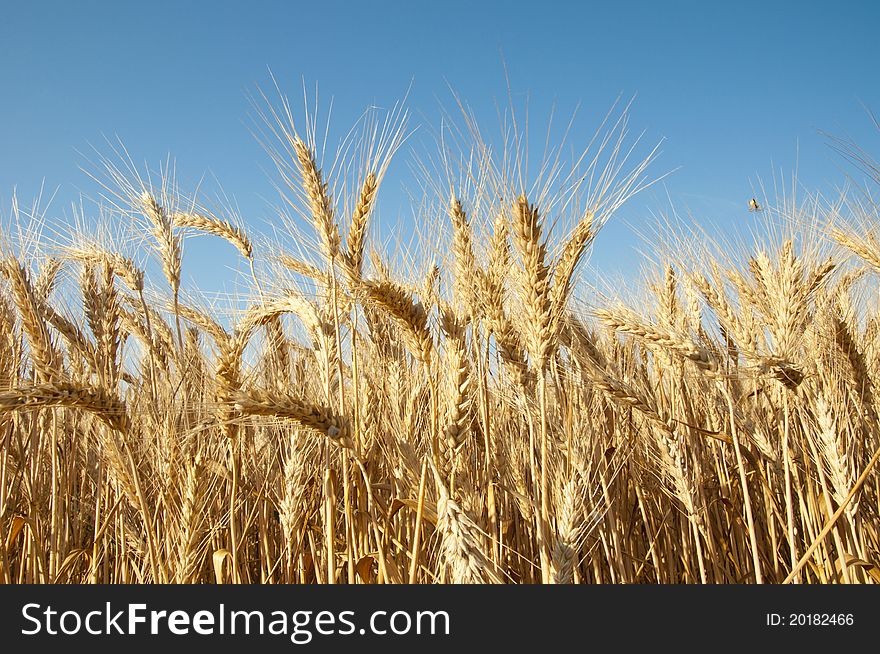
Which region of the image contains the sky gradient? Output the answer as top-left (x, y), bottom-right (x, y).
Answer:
top-left (2, 0), bottom-right (879, 292)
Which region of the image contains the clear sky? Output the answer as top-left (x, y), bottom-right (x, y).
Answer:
top-left (2, 0), bottom-right (879, 292)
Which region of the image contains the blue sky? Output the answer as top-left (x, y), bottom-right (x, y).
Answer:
top-left (2, 0), bottom-right (879, 293)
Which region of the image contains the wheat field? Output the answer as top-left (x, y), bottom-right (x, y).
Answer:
top-left (1, 97), bottom-right (879, 585)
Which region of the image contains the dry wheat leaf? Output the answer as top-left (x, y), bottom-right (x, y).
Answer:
top-left (212, 549), bottom-right (231, 584)
top-left (356, 555), bottom-right (376, 584)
